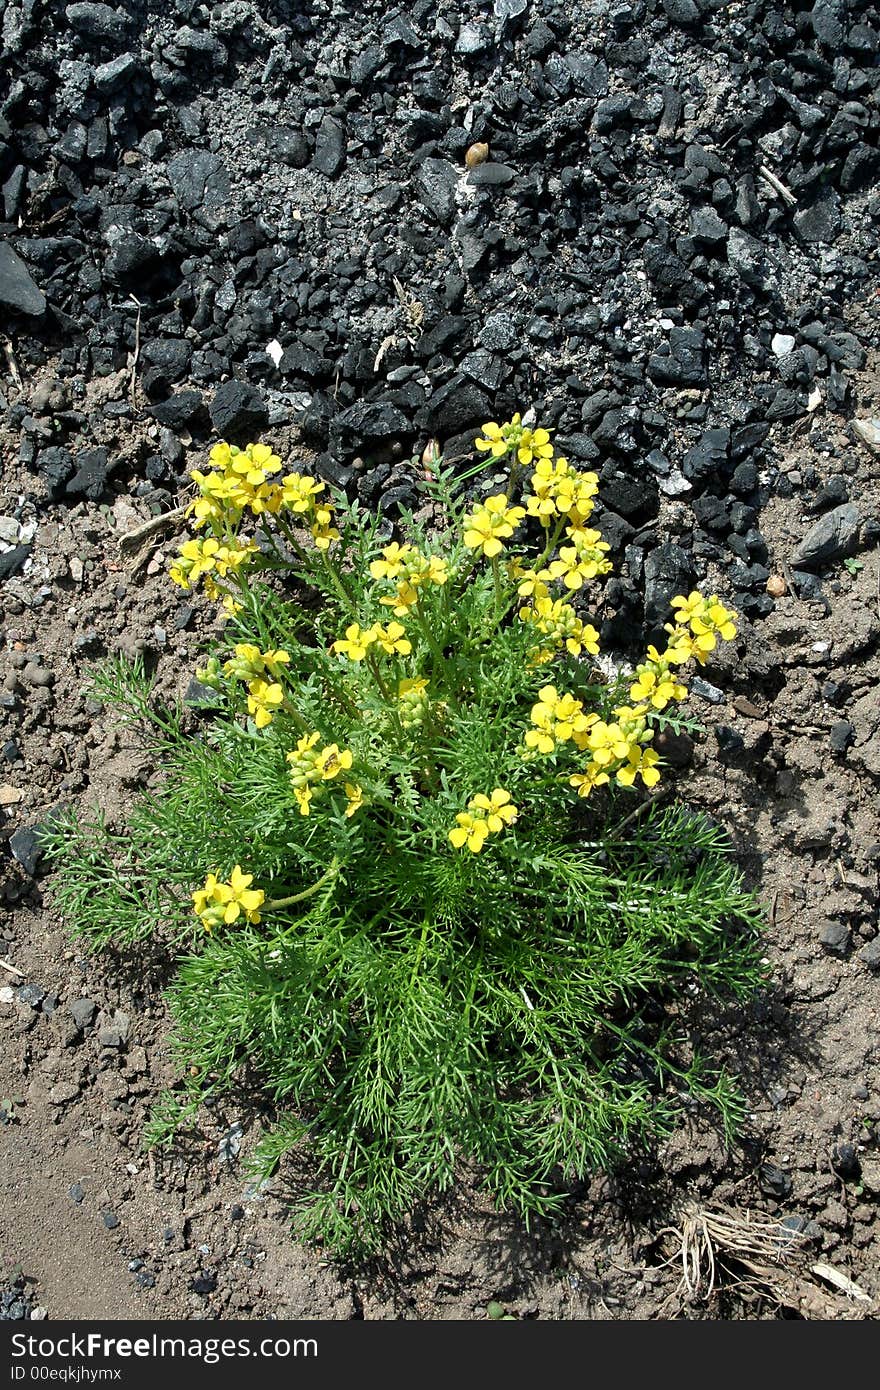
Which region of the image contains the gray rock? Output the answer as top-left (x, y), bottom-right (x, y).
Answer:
top-left (829, 720), bottom-right (854, 754)
top-left (771, 333), bottom-right (796, 358)
top-left (793, 190), bottom-right (841, 245)
top-left (311, 116), bottom-right (346, 178)
top-left (852, 419), bottom-right (880, 453)
top-left (69, 998), bottom-right (97, 1030)
top-left (643, 542), bottom-right (696, 627)
top-left (166, 151), bottom-right (230, 212)
top-left (0, 545), bottom-right (32, 581)
top-left (811, 0), bottom-right (846, 47)
top-left (16, 983), bottom-right (45, 1008)
top-left (332, 400), bottom-right (409, 442)
top-left (856, 939), bottom-right (880, 972)
top-left (456, 23), bottom-right (490, 55)
top-left (818, 920), bottom-right (849, 956)
top-left (727, 227), bottom-right (767, 288)
top-left (479, 313), bottom-right (518, 352)
top-left (209, 380), bottom-right (268, 440)
top-left (94, 53), bottom-right (140, 93)
top-left (10, 826), bottom-right (42, 876)
top-left (21, 661), bottom-right (54, 688)
top-left (65, 3), bottom-right (133, 42)
top-left (416, 158), bottom-right (459, 228)
top-left (663, 0), bottom-right (701, 21)
top-left (0, 242), bottom-right (46, 316)
top-left (791, 503), bottom-right (861, 569)
top-left (467, 162), bottom-right (516, 187)
top-left (647, 327), bottom-right (706, 386)
top-left (689, 206), bottom-right (727, 245)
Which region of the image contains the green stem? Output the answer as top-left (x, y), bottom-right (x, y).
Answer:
top-left (280, 698), bottom-right (312, 733)
top-left (272, 514), bottom-right (311, 565)
top-left (265, 857), bottom-right (340, 911)
top-left (535, 515), bottom-right (567, 570)
top-left (366, 651), bottom-right (392, 701)
top-left (413, 597), bottom-right (451, 685)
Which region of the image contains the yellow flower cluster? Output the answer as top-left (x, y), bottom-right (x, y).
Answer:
top-left (524, 455), bottom-right (599, 528)
top-left (192, 864), bottom-right (265, 933)
top-left (475, 414), bottom-right (554, 466)
top-left (186, 442), bottom-right (339, 551)
top-left (521, 683), bottom-right (660, 794)
top-left (462, 495), bottom-right (526, 558)
top-left (285, 732), bottom-right (360, 817)
top-left (546, 529), bottom-right (612, 590)
top-left (331, 621), bottom-right (412, 661)
top-left (222, 643), bottom-right (291, 729)
top-left (665, 592), bottom-right (738, 665)
top-left (448, 788), bottom-right (518, 853)
top-left (628, 644), bottom-right (687, 712)
top-left (369, 543), bottom-right (449, 615)
top-left (518, 594), bottom-right (600, 662)
top-left (525, 685), bottom-right (592, 755)
top-left (169, 535), bottom-right (257, 597)
top-left (569, 704), bottom-right (661, 798)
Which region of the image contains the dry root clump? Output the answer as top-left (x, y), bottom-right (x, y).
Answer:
top-left (659, 1200), bottom-right (876, 1320)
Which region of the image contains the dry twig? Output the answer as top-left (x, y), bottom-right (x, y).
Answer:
top-left (118, 506), bottom-right (186, 554)
top-left (758, 164), bottom-right (798, 206)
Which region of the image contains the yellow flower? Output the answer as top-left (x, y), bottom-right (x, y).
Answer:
top-left (547, 531), bottom-right (612, 590)
top-left (369, 542), bottom-right (415, 581)
top-left (448, 812), bottom-right (490, 852)
top-left (474, 420), bottom-right (511, 459)
top-left (279, 472), bottom-right (324, 513)
top-left (585, 719), bottom-right (634, 767)
top-left (246, 679), bottom-right (284, 729)
top-left (469, 788), bottom-right (518, 833)
top-left (379, 581), bottom-right (419, 617)
top-left (332, 623), bottom-right (376, 661)
top-left (227, 442), bottom-right (283, 488)
top-left (615, 745), bottom-right (661, 789)
top-left (169, 536), bottom-right (221, 590)
top-left (318, 744), bottom-right (353, 780)
top-left (344, 783), bottom-right (364, 817)
top-left (525, 685), bottom-right (592, 753)
top-left (462, 494), bottom-right (526, 558)
top-left (310, 505), bottom-right (340, 550)
top-left (224, 643), bottom-right (291, 684)
top-left (192, 864), bottom-right (265, 932)
top-left (370, 621), bottom-right (412, 656)
top-left (569, 764), bottom-right (611, 798)
top-left (518, 595), bottom-right (599, 659)
top-left (629, 645), bottom-right (687, 711)
top-left (398, 677), bottom-right (430, 728)
top-left (515, 427), bottom-right (553, 467)
top-left (448, 787), bottom-right (519, 851)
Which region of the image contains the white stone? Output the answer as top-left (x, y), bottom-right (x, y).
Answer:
top-left (853, 418), bottom-right (880, 452)
top-left (771, 333), bottom-right (796, 358)
top-left (0, 517), bottom-right (21, 543)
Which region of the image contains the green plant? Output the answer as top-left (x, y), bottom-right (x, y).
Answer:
top-left (44, 414), bottom-right (764, 1255)
top-left (843, 556), bottom-right (863, 577)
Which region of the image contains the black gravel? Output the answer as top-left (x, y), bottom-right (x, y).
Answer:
top-left (1, 0), bottom-right (879, 649)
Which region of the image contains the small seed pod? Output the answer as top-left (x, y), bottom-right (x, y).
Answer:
top-left (421, 438), bottom-right (441, 471)
top-left (465, 142), bottom-right (489, 168)
top-left (765, 574), bottom-right (787, 597)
